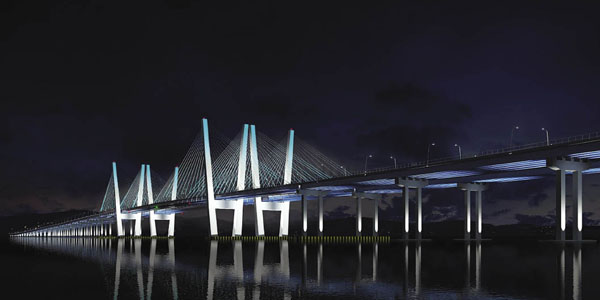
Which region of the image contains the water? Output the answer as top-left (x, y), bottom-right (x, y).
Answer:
top-left (2, 237), bottom-right (594, 299)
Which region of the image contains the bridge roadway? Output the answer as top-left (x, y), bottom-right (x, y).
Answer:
top-left (12, 132), bottom-right (600, 241)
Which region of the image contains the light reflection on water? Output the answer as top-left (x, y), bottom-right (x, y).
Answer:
top-left (7, 237), bottom-right (588, 299)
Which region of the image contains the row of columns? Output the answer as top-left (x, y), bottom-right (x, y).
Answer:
top-left (549, 157), bottom-right (588, 241)
top-left (397, 177), bottom-right (428, 240)
top-left (459, 183), bottom-right (487, 241)
top-left (16, 156), bottom-right (591, 242)
top-left (19, 223), bottom-right (116, 237)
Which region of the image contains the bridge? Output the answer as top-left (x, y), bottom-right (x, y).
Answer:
top-left (11, 118), bottom-right (600, 241)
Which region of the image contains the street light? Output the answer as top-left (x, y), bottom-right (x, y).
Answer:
top-left (454, 143), bottom-right (462, 159)
top-left (364, 154), bottom-right (373, 174)
top-left (340, 165), bottom-right (347, 176)
top-left (390, 156), bottom-right (397, 168)
top-left (426, 143), bottom-right (435, 166)
top-left (509, 125), bottom-right (519, 147)
top-left (542, 128), bottom-right (549, 146)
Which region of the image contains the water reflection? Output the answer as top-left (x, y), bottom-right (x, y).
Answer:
top-left (147, 239), bottom-right (178, 300)
top-left (464, 242), bottom-right (482, 295)
top-left (557, 245), bottom-right (582, 300)
top-left (207, 240), bottom-right (244, 300)
top-left (8, 237), bottom-right (591, 300)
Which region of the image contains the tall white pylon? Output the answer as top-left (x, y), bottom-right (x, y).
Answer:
top-left (148, 164), bottom-right (157, 237)
top-left (148, 165), bottom-right (177, 237)
top-left (118, 164), bottom-right (145, 237)
top-left (113, 162), bottom-right (124, 236)
top-left (252, 126), bottom-right (293, 236)
top-left (206, 123), bottom-right (246, 236)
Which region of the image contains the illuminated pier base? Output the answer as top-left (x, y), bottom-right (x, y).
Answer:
top-left (298, 190), bottom-right (328, 236)
top-left (396, 177), bottom-right (428, 240)
top-left (547, 157), bottom-right (589, 241)
top-left (458, 183), bottom-right (487, 241)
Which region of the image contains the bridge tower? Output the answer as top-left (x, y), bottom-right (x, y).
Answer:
top-left (112, 162), bottom-right (125, 236)
top-left (249, 125), bottom-right (293, 237)
top-left (205, 122), bottom-right (293, 237)
top-left (148, 165), bottom-right (177, 237)
top-left (114, 164), bottom-right (145, 237)
top-left (205, 120), bottom-right (246, 236)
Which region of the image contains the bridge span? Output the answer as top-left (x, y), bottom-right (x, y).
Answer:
top-left (11, 118), bottom-right (600, 242)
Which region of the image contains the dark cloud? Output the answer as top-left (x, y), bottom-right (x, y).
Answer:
top-left (489, 208), bottom-right (512, 217)
top-left (427, 206), bottom-right (458, 222)
top-left (584, 212), bottom-right (600, 226)
top-left (528, 192), bottom-right (548, 207)
top-left (326, 205), bottom-right (351, 219)
top-left (515, 214), bottom-right (554, 226)
top-left (355, 83), bottom-right (472, 164)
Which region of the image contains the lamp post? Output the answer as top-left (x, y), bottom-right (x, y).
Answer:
top-left (454, 143), bottom-right (462, 159)
top-left (426, 143), bottom-right (435, 166)
top-left (390, 156), bottom-right (397, 168)
top-left (509, 126), bottom-right (519, 147)
top-left (340, 166), bottom-right (347, 176)
top-left (542, 128), bottom-right (549, 146)
top-left (364, 154), bottom-right (373, 174)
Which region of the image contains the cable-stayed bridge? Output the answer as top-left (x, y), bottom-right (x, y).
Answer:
top-left (11, 118), bottom-right (600, 242)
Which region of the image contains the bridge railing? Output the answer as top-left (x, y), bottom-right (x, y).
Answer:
top-left (359, 131), bottom-right (600, 175)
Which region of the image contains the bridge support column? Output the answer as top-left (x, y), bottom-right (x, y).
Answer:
top-left (318, 194), bottom-right (324, 237)
top-left (403, 186), bottom-right (409, 240)
top-left (416, 187), bottom-right (422, 240)
top-left (356, 195), bottom-right (362, 236)
top-left (302, 194), bottom-right (308, 236)
top-left (547, 157), bottom-right (589, 241)
top-left (111, 162), bottom-right (125, 237)
top-left (458, 183), bottom-right (487, 241)
top-left (353, 192), bottom-right (391, 237)
top-left (232, 199), bottom-right (243, 236)
top-left (298, 189), bottom-right (328, 237)
top-left (167, 213), bottom-right (175, 237)
top-left (475, 191), bottom-right (482, 240)
top-left (573, 171), bottom-right (583, 241)
top-left (464, 190), bottom-right (471, 240)
top-left (373, 194), bottom-right (379, 237)
top-left (556, 169), bottom-right (566, 241)
top-left (150, 211), bottom-right (157, 237)
top-left (396, 177), bottom-right (428, 240)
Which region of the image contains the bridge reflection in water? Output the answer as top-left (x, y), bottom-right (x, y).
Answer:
top-left (9, 237), bottom-right (586, 299)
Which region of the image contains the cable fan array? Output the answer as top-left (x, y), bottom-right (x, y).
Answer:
top-left (118, 167), bottom-right (166, 209)
top-left (99, 123), bottom-right (349, 211)
top-left (291, 137), bottom-right (347, 182)
top-left (99, 174), bottom-right (116, 212)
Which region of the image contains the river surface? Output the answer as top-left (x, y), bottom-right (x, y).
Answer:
top-left (2, 237), bottom-right (596, 299)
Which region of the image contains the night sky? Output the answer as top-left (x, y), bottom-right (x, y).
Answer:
top-left (2, 1), bottom-right (600, 226)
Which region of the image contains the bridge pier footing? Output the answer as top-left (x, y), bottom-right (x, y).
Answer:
top-left (396, 177), bottom-right (428, 240)
top-left (548, 157), bottom-right (589, 242)
top-left (458, 183), bottom-right (487, 241)
top-left (356, 194), bottom-right (362, 237)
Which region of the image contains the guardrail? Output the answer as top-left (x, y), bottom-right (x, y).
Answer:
top-left (356, 131), bottom-right (600, 175)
